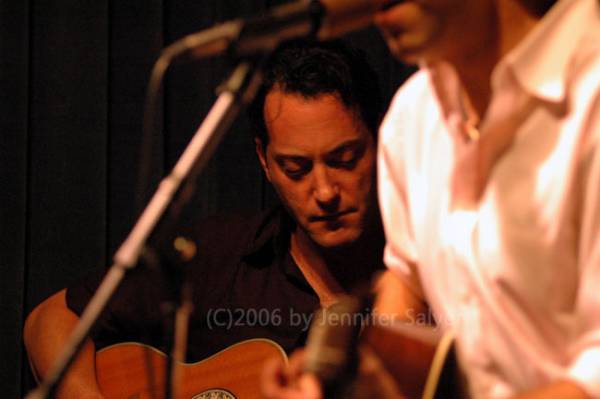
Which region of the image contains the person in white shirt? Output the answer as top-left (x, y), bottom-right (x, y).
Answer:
top-left (262, 0), bottom-right (600, 398)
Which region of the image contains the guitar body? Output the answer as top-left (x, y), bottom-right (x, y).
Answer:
top-left (363, 324), bottom-right (465, 399)
top-left (96, 339), bottom-right (287, 399)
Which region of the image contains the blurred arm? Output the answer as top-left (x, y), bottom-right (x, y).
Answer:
top-left (24, 289), bottom-right (105, 399)
top-left (373, 270), bottom-right (428, 322)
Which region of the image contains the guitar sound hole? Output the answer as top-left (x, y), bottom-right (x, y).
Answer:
top-left (192, 388), bottom-right (236, 399)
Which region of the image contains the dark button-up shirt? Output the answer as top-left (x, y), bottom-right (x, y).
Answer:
top-left (67, 206), bottom-right (382, 361)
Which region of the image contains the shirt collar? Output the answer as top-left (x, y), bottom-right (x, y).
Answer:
top-left (498, 0), bottom-right (598, 103)
top-left (241, 206), bottom-right (316, 292)
top-left (242, 205), bottom-right (294, 260)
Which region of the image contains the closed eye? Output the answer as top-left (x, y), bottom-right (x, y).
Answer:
top-left (277, 157), bottom-right (312, 179)
top-left (326, 142), bottom-right (366, 170)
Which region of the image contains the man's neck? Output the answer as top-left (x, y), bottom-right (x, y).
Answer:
top-left (451, 0), bottom-right (542, 118)
top-left (290, 230), bottom-right (344, 307)
top-left (289, 226), bottom-right (382, 307)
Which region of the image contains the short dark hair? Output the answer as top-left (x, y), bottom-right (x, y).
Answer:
top-left (247, 39), bottom-right (383, 146)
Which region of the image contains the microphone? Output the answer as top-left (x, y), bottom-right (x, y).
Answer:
top-left (164, 0), bottom-right (383, 61)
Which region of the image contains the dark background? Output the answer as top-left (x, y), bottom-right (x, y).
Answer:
top-left (0, 1), bottom-right (414, 397)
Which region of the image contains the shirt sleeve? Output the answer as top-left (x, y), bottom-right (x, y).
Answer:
top-left (65, 257), bottom-right (176, 350)
top-left (566, 110), bottom-right (600, 398)
top-left (377, 87), bottom-right (425, 301)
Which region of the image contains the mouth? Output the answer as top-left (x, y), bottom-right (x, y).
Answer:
top-left (310, 210), bottom-right (355, 222)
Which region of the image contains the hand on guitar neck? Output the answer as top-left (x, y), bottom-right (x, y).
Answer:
top-left (262, 313), bottom-right (460, 399)
top-left (262, 345), bottom-right (405, 399)
top-left (261, 271), bottom-right (465, 399)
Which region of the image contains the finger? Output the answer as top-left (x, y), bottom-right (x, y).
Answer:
top-left (298, 373), bottom-right (323, 399)
top-left (261, 355), bottom-right (289, 399)
top-left (287, 349), bottom-right (306, 379)
top-left (261, 350), bottom-right (324, 399)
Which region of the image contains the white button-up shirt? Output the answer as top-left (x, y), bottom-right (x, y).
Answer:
top-left (378, 0), bottom-right (600, 397)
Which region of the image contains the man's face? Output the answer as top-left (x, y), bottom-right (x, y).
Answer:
top-left (375, 0), bottom-right (495, 64)
top-left (256, 89), bottom-right (376, 249)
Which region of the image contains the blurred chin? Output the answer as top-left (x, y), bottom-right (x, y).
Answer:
top-left (381, 20), bottom-right (442, 64)
top-left (386, 35), bottom-right (431, 64)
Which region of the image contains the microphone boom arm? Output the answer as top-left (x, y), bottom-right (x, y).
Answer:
top-left (25, 59), bottom-right (265, 399)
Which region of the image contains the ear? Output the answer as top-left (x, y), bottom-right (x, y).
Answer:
top-left (255, 137), bottom-right (272, 182)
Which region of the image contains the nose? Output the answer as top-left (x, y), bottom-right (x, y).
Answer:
top-left (312, 165), bottom-right (340, 208)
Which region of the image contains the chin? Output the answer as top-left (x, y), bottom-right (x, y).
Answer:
top-left (386, 29), bottom-right (442, 65)
top-left (311, 228), bottom-right (363, 249)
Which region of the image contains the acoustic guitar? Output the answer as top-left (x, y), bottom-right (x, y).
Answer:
top-left (95, 338), bottom-right (287, 399)
top-left (95, 314), bottom-right (465, 399)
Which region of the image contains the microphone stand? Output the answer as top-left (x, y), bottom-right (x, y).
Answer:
top-left (25, 58), bottom-right (266, 399)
